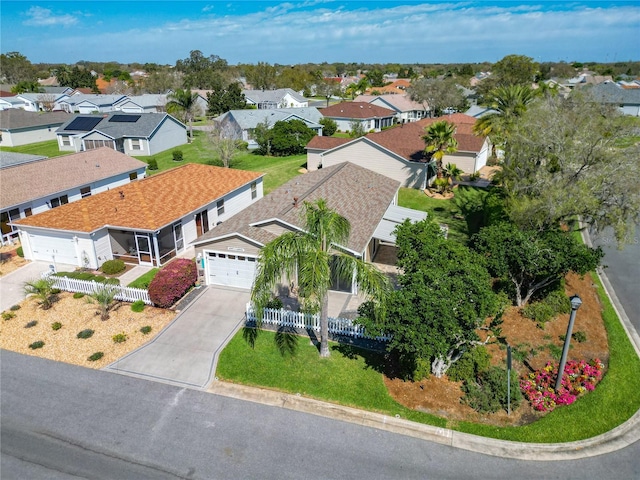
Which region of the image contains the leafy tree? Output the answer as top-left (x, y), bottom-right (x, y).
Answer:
top-left (315, 76), bottom-right (340, 107)
top-left (175, 50), bottom-right (229, 90)
top-left (345, 77), bottom-right (369, 99)
top-left (268, 119), bottom-right (316, 156)
top-left (252, 199), bottom-right (391, 357)
top-left (407, 78), bottom-right (466, 116)
top-left (245, 62), bottom-right (277, 90)
top-left (500, 92), bottom-right (640, 244)
top-left (141, 68), bottom-right (183, 94)
top-left (275, 66), bottom-right (314, 92)
top-left (422, 120), bottom-right (458, 178)
top-left (57, 65), bottom-right (98, 91)
top-left (348, 121), bottom-right (366, 138)
top-left (252, 119), bottom-right (272, 156)
top-left (10, 81), bottom-right (42, 94)
top-left (472, 222), bottom-right (603, 306)
top-left (206, 82), bottom-right (247, 116)
top-left (166, 89), bottom-right (200, 139)
top-left (319, 118), bottom-right (337, 136)
top-left (365, 69), bottom-right (385, 87)
top-left (492, 54), bottom-right (539, 87)
top-left (23, 277), bottom-right (57, 310)
top-left (0, 52), bottom-right (37, 84)
top-left (358, 219), bottom-right (497, 378)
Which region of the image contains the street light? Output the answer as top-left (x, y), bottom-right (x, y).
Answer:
top-left (555, 294), bottom-right (583, 392)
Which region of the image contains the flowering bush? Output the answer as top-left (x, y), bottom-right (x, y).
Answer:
top-left (148, 258), bottom-right (197, 308)
top-left (520, 359), bottom-right (605, 412)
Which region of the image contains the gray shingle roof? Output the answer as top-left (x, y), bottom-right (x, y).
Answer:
top-left (243, 88), bottom-right (308, 105)
top-left (0, 109), bottom-right (72, 131)
top-left (192, 162), bottom-right (401, 254)
top-left (584, 82), bottom-right (640, 105)
top-left (57, 112), bottom-right (184, 139)
top-left (0, 152), bottom-right (47, 169)
top-left (217, 107), bottom-right (323, 130)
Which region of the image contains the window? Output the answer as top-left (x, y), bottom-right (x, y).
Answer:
top-left (131, 139), bottom-right (141, 150)
top-left (217, 199), bottom-right (225, 216)
top-left (129, 172), bottom-right (138, 180)
top-left (1, 209), bottom-right (20, 235)
top-left (80, 186), bottom-right (91, 198)
top-left (24, 207), bottom-right (32, 217)
top-left (50, 195), bottom-right (69, 208)
top-left (251, 182), bottom-right (257, 200)
top-left (61, 135), bottom-right (71, 146)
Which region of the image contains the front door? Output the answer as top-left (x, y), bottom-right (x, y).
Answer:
top-left (195, 210), bottom-right (209, 237)
top-left (135, 233), bottom-right (153, 266)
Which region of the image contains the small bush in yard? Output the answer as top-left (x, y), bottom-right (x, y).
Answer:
top-left (29, 340), bottom-right (45, 349)
top-left (147, 158), bottom-right (158, 170)
top-left (172, 149), bottom-right (184, 162)
top-left (101, 259), bottom-right (125, 275)
top-left (447, 346), bottom-right (491, 382)
top-left (25, 320), bottom-right (38, 328)
top-left (16, 246), bottom-right (24, 257)
top-left (140, 325), bottom-right (152, 335)
top-left (148, 258), bottom-right (197, 308)
top-left (131, 300), bottom-right (145, 312)
top-left (462, 366), bottom-right (521, 413)
top-left (2, 312), bottom-right (16, 321)
top-left (73, 292), bottom-right (85, 299)
top-left (10, 304), bottom-right (21, 311)
top-left (77, 329), bottom-right (94, 339)
top-left (51, 322), bottom-right (62, 330)
top-left (112, 332), bottom-right (128, 343)
top-left (88, 352), bottom-right (104, 361)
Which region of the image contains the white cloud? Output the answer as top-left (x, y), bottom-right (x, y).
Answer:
top-left (202, 5), bottom-right (215, 13)
top-left (23, 6), bottom-right (79, 27)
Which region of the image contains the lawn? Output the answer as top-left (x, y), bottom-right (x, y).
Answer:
top-left (0, 139), bottom-right (66, 158)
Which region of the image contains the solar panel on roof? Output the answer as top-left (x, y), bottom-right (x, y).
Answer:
top-left (64, 116), bottom-right (102, 131)
top-left (109, 115), bottom-right (141, 123)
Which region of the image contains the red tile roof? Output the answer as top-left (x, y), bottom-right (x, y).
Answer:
top-left (320, 102), bottom-right (396, 119)
top-left (15, 164), bottom-right (264, 233)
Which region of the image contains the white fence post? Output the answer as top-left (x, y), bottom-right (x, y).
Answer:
top-left (42, 272), bottom-right (153, 305)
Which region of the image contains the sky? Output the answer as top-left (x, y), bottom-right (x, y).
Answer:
top-left (1, 1), bottom-right (639, 66)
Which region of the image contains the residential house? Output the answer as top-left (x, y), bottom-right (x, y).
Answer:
top-left (584, 81), bottom-right (640, 116)
top-left (307, 113), bottom-right (491, 188)
top-left (0, 110), bottom-right (73, 147)
top-left (13, 164), bottom-right (264, 269)
top-left (191, 162), bottom-right (426, 291)
top-left (365, 79), bottom-right (411, 95)
top-left (56, 112), bottom-right (187, 156)
top-left (354, 94), bottom-right (429, 123)
top-left (243, 88), bottom-right (309, 109)
top-left (319, 102), bottom-right (396, 133)
top-left (1, 148), bottom-right (147, 245)
top-left (0, 96), bottom-right (27, 111)
top-left (114, 94), bottom-right (168, 113)
top-left (56, 94), bottom-right (129, 114)
top-left (15, 93), bottom-right (70, 112)
top-left (214, 107), bottom-right (324, 150)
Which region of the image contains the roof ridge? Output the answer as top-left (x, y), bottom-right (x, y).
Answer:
top-left (278, 163), bottom-right (348, 216)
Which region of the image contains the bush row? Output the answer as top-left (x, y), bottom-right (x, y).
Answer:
top-left (148, 258), bottom-right (197, 308)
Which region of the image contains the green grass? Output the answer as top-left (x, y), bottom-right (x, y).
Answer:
top-left (398, 185), bottom-right (506, 244)
top-left (217, 270), bottom-right (640, 442)
top-left (127, 268), bottom-right (159, 289)
top-left (0, 139), bottom-right (66, 158)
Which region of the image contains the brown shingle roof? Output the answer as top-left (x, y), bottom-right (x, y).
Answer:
top-left (1, 148), bottom-right (147, 210)
top-left (0, 109), bottom-right (73, 130)
top-left (320, 102), bottom-right (396, 119)
top-left (305, 136), bottom-right (352, 150)
top-left (14, 163), bottom-right (264, 233)
top-left (193, 163), bottom-right (400, 254)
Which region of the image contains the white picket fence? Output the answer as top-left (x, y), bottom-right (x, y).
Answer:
top-left (246, 304), bottom-right (390, 342)
top-left (43, 273), bottom-right (153, 305)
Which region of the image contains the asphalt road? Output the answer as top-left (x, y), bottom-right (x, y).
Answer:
top-left (2, 351), bottom-right (639, 480)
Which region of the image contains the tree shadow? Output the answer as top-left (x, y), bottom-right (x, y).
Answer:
top-left (275, 325), bottom-right (299, 358)
top-left (453, 186), bottom-right (506, 240)
top-left (242, 326), bottom-right (258, 349)
top-left (332, 343), bottom-right (388, 375)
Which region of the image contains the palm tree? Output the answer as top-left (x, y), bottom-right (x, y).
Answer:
top-left (166, 89), bottom-right (200, 140)
top-left (87, 283), bottom-right (119, 321)
top-left (23, 277), bottom-right (57, 310)
top-left (422, 120), bottom-right (458, 179)
top-left (251, 199), bottom-right (391, 357)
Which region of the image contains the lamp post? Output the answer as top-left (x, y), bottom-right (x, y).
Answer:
top-left (555, 294), bottom-right (583, 392)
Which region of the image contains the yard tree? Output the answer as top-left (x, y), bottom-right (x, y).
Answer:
top-left (175, 50), bottom-right (229, 90)
top-left (348, 121), bottom-right (366, 138)
top-left (166, 89), bottom-right (200, 139)
top-left (57, 65), bottom-right (98, 91)
top-left (0, 52), bottom-right (37, 84)
top-left (422, 120), bottom-right (458, 178)
top-left (251, 199), bottom-right (391, 358)
top-left (252, 119), bottom-right (272, 156)
top-left (358, 219), bottom-right (498, 379)
top-left (492, 54), bottom-right (539, 87)
top-left (407, 77), bottom-right (465, 116)
top-left (319, 118), bottom-right (337, 136)
top-left (245, 62), bottom-right (277, 90)
top-left (365, 69), bottom-right (385, 88)
top-left (275, 65), bottom-right (314, 93)
top-left (206, 82), bottom-right (247, 116)
top-left (207, 122), bottom-right (241, 168)
top-left (500, 92), bottom-right (640, 244)
top-left (269, 119), bottom-right (317, 156)
top-left (472, 222), bottom-right (603, 307)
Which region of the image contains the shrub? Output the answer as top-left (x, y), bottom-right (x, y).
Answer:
top-left (148, 258), bottom-right (197, 308)
top-left (51, 322), bottom-right (62, 331)
top-left (573, 330), bottom-right (588, 343)
top-left (147, 158), bottom-right (158, 170)
top-left (172, 149), bottom-right (184, 162)
top-left (10, 304), bottom-right (21, 311)
top-left (140, 325), bottom-right (152, 335)
top-left (2, 311), bottom-right (16, 321)
top-left (55, 271), bottom-right (119, 285)
top-left (462, 366), bottom-right (521, 413)
top-left (87, 284), bottom-right (119, 321)
top-left (88, 352), bottom-right (104, 361)
top-left (447, 346), bottom-right (491, 382)
top-left (73, 292), bottom-right (85, 299)
top-left (16, 246), bottom-right (24, 257)
top-left (77, 329), bottom-right (94, 339)
top-left (131, 300), bottom-right (145, 312)
top-left (112, 332), bottom-right (128, 343)
top-left (265, 297), bottom-right (284, 310)
top-left (24, 320), bottom-right (37, 328)
top-left (521, 301), bottom-right (555, 326)
top-left (24, 277), bottom-right (57, 310)
top-left (101, 259), bottom-right (126, 275)
top-left (29, 340), bottom-right (45, 349)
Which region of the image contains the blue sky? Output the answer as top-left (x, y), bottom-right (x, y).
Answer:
top-left (2, 1), bottom-right (638, 65)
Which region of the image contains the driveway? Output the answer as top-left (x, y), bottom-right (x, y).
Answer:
top-left (105, 286), bottom-right (250, 389)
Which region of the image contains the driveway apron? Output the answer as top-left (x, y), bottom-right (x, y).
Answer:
top-left (105, 286), bottom-right (250, 389)
top-left (0, 261), bottom-right (74, 312)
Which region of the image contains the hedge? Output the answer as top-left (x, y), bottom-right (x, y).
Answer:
top-left (148, 258), bottom-right (197, 308)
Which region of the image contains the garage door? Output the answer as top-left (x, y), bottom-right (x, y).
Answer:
top-left (207, 252), bottom-right (257, 289)
top-left (29, 233), bottom-right (78, 265)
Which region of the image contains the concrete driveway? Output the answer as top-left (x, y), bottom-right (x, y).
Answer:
top-left (105, 286), bottom-right (250, 389)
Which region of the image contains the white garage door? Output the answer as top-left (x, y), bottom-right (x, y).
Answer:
top-left (208, 252), bottom-right (257, 289)
top-left (29, 233), bottom-right (78, 265)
